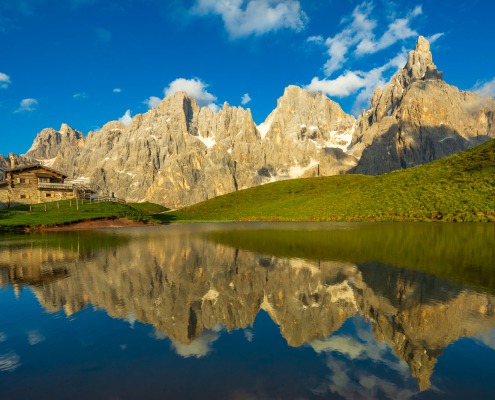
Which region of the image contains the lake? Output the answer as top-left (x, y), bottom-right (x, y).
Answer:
top-left (1, 222), bottom-right (494, 399)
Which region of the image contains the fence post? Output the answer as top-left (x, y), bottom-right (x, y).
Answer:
top-left (76, 198), bottom-right (79, 211)
top-left (30, 205), bottom-right (32, 212)
top-left (44, 203), bottom-right (47, 212)
top-left (70, 200), bottom-right (72, 208)
top-left (57, 202), bottom-right (60, 209)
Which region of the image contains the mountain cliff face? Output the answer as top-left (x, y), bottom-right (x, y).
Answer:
top-left (351, 36), bottom-right (495, 174)
top-left (26, 87), bottom-right (356, 207)
top-left (23, 36), bottom-right (495, 207)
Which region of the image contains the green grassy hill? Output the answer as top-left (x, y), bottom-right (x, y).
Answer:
top-left (167, 139), bottom-right (495, 222)
top-left (0, 200), bottom-right (168, 232)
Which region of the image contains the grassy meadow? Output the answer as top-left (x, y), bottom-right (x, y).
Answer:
top-left (0, 200), bottom-right (168, 231)
top-left (168, 139), bottom-right (495, 222)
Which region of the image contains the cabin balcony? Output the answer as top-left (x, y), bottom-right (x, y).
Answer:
top-left (37, 182), bottom-right (73, 190)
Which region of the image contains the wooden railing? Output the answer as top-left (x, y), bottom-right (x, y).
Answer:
top-left (37, 182), bottom-right (73, 190)
top-left (93, 196), bottom-right (126, 204)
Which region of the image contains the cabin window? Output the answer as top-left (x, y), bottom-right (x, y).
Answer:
top-left (45, 193), bottom-right (54, 198)
top-left (38, 177), bottom-right (51, 183)
top-left (19, 194), bottom-right (29, 199)
top-left (18, 178), bottom-right (25, 184)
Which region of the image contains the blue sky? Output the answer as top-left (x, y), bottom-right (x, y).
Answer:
top-left (1, 0), bottom-right (494, 155)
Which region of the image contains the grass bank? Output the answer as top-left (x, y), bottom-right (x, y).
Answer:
top-left (168, 139), bottom-right (495, 222)
top-left (0, 200), bottom-right (168, 232)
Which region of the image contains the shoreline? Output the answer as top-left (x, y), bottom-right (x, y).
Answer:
top-left (38, 217), bottom-right (153, 232)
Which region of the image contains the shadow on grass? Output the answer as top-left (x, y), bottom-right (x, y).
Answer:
top-left (151, 213), bottom-right (177, 224)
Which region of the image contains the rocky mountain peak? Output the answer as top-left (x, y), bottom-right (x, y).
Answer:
top-left (364, 36), bottom-right (443, 126)
top-left (405, 35), bottom-right (442, 82)
top-left (351, 35), bottom-right (494, 175)
top-left (59, 123), bottom-right (81, 138)
top-left (27, 123), bottom-right (85, 161)
top-left (415, 35), bottom-right (430, 53)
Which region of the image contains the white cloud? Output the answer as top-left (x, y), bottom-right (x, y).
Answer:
top-left (308, 318), bottom-right (416, 400)
top-left (0, 332), bottom-right (6, 342)
top-left (73, 92), bottom-right (88, 100)
top-left (118, 109), bottom-right (133, 126)
top-left (320, 2), bottom-right (421, 76)
top-left (305, 50), bottom-right (407, 114)
top-left (191, 0), bottom-right (307, 39)
top-left (241, 93), bottom-right (251, 105)
top-left (164, 77), bottom-right (219, 110)
top-left (427, 32), bottom-right (444, 44)
top-left (0, 72), bottom-right (11, 89)
top-left (307, 35), bottom-right (324, 45)
top-left (473, 77), bottom-right (495, 98)
top-left (0, 352), bottom-right (21, 372)
top-left (143, 96), bottom-right (162, 109)
top-left (356, 15), bottom-right (419, 56)
top-left (244, 329), bottom-right (254, 342)
top-left (306, 72), bottom-right (365, 97)
top-left (322, 2), bottom-right (376, 76)
top-left (207, 103), bottom-right (220, 112)
top-left (113, 88), bottom-right (122, 93)
top-left (171, 330), bottom-right (220, 358)
top-left (27, 330), bottom-right (45, 346)
top-left (15, 98), bottom-right (38, 112)
top-left (475, 329), bottom-right (495, 350)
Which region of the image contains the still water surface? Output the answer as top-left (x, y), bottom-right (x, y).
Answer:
top-left (0, 222), bottom-right (494, 399)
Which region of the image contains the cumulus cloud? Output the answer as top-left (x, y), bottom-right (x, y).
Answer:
top-left (191, 0), bottom-right (307, 39)
top-left (15, 98), bottom-right (38, 112)
top-left (306, 72), bottom-right (365, 97)
top-left (73, 92), bottom-right (88, 100)
top-left (118, 109), bottom-right (133, 126)
top-left (308, 318), bottom-right (416, 399)
top-left (0, 72), bottom-right (11, 89)
top-left (113, 88), bottom-right (122, 93)
top-left (143, 96), bottom-right (162, 109)
top-left (306, 50), bottom-right (407, 114)
top-left (473, 77), bottom-right (495, 98)
top-left (320, 2), bottom-right (421, 77)
top-left (171, 330), bottom-right (221, 358)
top-left (241, 93), bottom-right (251, 105)
top-left (164, 77), bottom-right (219, 111)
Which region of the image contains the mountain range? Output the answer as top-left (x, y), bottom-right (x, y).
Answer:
top-left (2, 36), bottom-right (494, 208)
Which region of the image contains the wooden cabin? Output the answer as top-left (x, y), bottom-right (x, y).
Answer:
top-left (0, 164), bottom-right (89, 208)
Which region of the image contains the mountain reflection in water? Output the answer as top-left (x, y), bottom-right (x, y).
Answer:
top-left (0, 223), bottom-right (494, 399)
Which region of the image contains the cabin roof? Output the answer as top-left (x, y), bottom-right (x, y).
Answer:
top-left (6, 163), bottom-right (67, 178)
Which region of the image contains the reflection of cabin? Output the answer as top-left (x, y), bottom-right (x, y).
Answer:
top-left (0, 164), bottom-right (95, 208)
